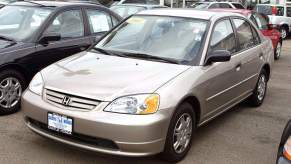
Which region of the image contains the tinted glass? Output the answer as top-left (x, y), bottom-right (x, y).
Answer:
top-left (219, 3), bottom-right (232, 8)
top-left (232, 3), bottom-right (245, 9)
top-left (210, 19), bottom-right (236, 54)
top-left (96, 16), bottom-right (208, 64)
top-left (208, 3), bottom-right (220, 9)
top-left (0, 6), bottom-right (52, 41)
top-left (276, 7), bottom-right (284, 16)
top-left (233, 19), bottom-right (256, 51)
top-left (253, 13), bottom-right (268, 30)
top-left (192, 3), bottom-right (209, 9)
top-left (86, 10), bottom-right (112, 33)
top-left (45, 10), bottom-right (84, 38)
top-left (287, 7), bottom-right (291, 17)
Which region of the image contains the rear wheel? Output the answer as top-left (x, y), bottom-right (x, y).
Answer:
top-left (0, 70), bottom-right (26, 115)
top-left (247, 69), bottom-right (268, 107)
top-left (160, 103), bottom-right (195, 162)
top-left (280, 27), bottom-right (288, 39)
top-left (274, 41), bottom-right (282, 60)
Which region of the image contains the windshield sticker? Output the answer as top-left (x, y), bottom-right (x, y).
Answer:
top-left (126, 17), bottom-right (145, 24)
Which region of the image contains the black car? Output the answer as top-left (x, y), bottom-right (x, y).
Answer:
top-left (0, 1), bottom-right (121, 115)
top-left (277, 119), bottom-right (291, 164)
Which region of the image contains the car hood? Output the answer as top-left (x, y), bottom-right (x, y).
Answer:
top-left (42, 51), bottom-right (191, 101)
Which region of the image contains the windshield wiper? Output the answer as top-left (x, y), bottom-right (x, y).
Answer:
top-left (0, 35), bottom-right (16, 43)
top-left (120, 52), bottom-right (180, 64)
top-left (92, 47), bottom-right (127, 58)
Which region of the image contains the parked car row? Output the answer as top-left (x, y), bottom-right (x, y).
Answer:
top-left (0, 1), bottom-right (288, 163)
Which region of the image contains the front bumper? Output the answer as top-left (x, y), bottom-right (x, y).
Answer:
top-left (22, 90), bottom-right (172, 157)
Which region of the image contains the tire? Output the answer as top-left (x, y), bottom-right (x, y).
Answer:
top-left (0, 70), bottom-right (26, 115)
top-left (159, 103), bottom-right (195, 163)
top-left (247, 69), bottom-right (268, 107)
top-left (274, 41), bottom-right (282, 60)
top-left (280, 27), bottom-right (288, 39)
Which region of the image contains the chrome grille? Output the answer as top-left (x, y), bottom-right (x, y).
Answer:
top-left (44, 89), bottom-right (100, 111)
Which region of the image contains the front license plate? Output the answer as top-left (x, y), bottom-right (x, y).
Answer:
top-left (48, 112), bottom-right (73, 135)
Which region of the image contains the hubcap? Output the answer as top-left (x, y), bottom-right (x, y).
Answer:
top-left (0, 77), bottom-right (22, 109)
top-left (276, 42), bottom-right (282, 58)
top-left (281, 29), bottom-right (287, 39)
top-left (173, 113), bottom-right (192, 154)
top-left (257, 75), bottom-right (266, 101)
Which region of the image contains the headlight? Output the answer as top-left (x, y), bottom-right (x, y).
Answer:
top-left (104, 94), bottom-right (159, 115)
top-left (283, 136), bottom-right (291, 160)
top-left (29, 72), bottom-right (44, 96)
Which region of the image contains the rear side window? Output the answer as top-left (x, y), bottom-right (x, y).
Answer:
top-left (255, 5), bottom-right (284, 16)
top-left (253, 13), bottom-right (268, 30)
top-left (232, 3), bottom-right (245, 9)
top-left (287, 7), bottom-right (291, 17)
top-left (86, 10), bottom-right (112, 33)
top-left (208, 3), bottom-right (220, 9)
top-left (233, 18), bottom-right (257, 51)
top-left (219, 3), bottom-right (232, 8)
top-left (210, 19), bottom-right (236, 54)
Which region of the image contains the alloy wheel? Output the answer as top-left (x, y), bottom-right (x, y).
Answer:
top-left (281, 29), bottom-right (287, 39)
top-left (257, 75), bottom-right (266, 101)
top-left (0, 77), bottom-right (22, 109)
top-left (173, 113), bottom-right (192, 154)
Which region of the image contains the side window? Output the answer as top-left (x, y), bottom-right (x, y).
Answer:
top-left (251, 26), bottom-right (260, 45)
top-left (287, 7), bottom-right (291, 17)
top-left (276, 6), bottom-right (284, 16)
top-left (253, 13), bottom-right (268, 30)
top-left (208, 3), bottom-right (220, 9)
top-left (45, 10), bottom-right (84, 38)
top-left (219, 3), bottom-right (232, 8)
top-left (111, 15), bottom-right (119, 27)
top-left (86, 10), bottom-right (112, 34)
top-left (233, 18), bottom-right (257, 51)
top-left (209, 19), bottom-right (236, 54)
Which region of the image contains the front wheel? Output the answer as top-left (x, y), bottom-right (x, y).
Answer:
top-left (0, 70), bottom-right (26, 115)
top-left (247, 69), bottom-right (268, 107)
top-left (159, 103), bottom-right (195, 163)
top-left (274, 41), bottom-right (282, 60)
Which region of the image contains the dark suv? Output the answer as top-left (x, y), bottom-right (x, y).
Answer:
top-left (0, 1), bottom-right (121, 115)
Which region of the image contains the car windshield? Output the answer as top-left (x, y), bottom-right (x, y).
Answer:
top-left (110, 6), bottom-right (146, 18)
top-left (95, 16), bottom-right (208, 64)
top-left (192, 3), bottom-right (209, 9)
top-left (0, 6), bottom-right (53, 41)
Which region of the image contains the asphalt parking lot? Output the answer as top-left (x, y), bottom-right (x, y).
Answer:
top-left (0, 39), bottom-right (291, 164)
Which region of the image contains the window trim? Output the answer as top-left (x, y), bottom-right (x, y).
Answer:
top-left (40, 8), bottom-right (86, 41)
top-left (84, 8), bottom-right (113, 35)
top-left (230, 16), bottom-right (261, 54)
top-left (205, 17), bottom-right (238, 61)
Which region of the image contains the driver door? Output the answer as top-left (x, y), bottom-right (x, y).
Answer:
top-left (33, 9), bottom-right (92, 71)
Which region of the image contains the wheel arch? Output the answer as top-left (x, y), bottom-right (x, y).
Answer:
top-left (0, 63), bottom-right (31, 83)
top-left (175, 95), bottom-right (201, 126)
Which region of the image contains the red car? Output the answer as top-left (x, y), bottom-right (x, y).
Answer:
top-left (210, 9), bottom-right (282, 60)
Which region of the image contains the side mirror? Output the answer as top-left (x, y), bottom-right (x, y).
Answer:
top-left (39, 33), bottom-right (61, 45)
top-left (205, 50), bottom-right (231, 65)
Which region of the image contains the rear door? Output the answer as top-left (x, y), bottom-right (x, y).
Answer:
top-left (203, 18), bottom-right (243, 117)
top-left (231, 18), bottom-right (263, 94)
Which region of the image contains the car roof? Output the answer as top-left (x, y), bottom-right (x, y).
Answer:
top-left (10, 0), bottom-right (102, 7)
top-left (137, 9), bottom-right (243, 20)
top-left (209, 8), bottom-right (251, 16)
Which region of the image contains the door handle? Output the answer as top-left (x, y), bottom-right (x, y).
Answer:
top-left (235, 63), bottom-right (241, 72)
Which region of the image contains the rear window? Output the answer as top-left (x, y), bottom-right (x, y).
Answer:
top-left (232, 3), bottom-right (245, 9)
top-left (255, 5), bottom-right (284, 16)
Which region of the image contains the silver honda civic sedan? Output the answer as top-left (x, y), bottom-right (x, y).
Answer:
top-left (22, 9), bottom-right (274, 162)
